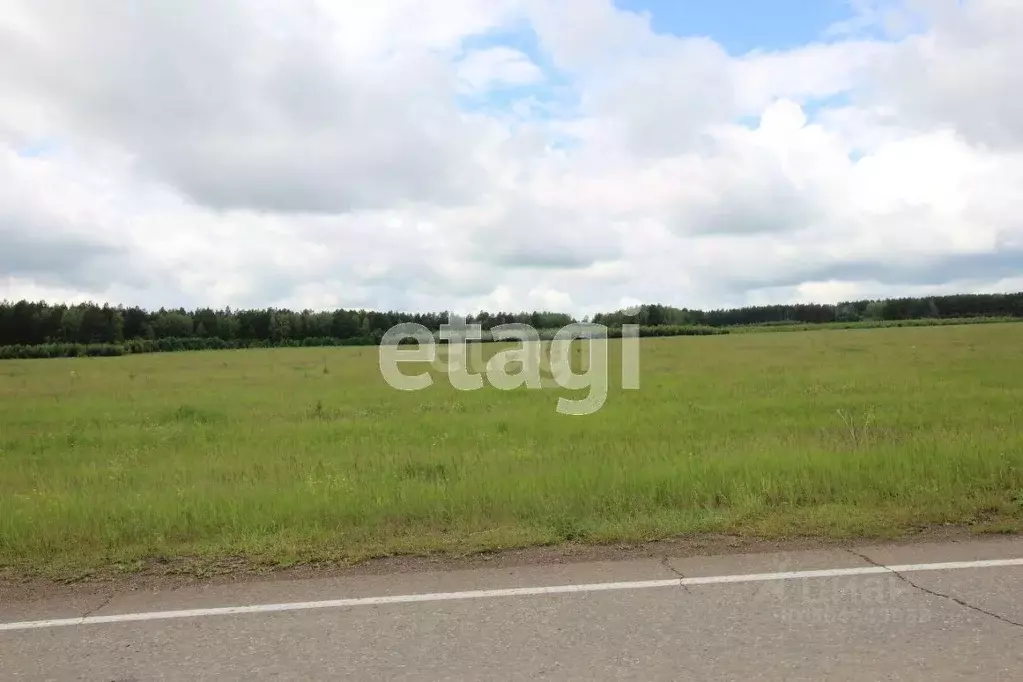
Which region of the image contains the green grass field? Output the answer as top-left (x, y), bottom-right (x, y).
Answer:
top-left (2, 323), bottom-right (1022, 579)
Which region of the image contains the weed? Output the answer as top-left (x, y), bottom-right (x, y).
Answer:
top-left (835, 407), bottom-right (877, 449)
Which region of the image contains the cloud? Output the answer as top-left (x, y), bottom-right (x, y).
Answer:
top-left (865, 0), bottom-right (1023, 147)
top-left (0, 226), bottom-right (123, 291)
top-left (2, 0), bottom-right (1023, 316)
top-left (457, 47), bottom-right (544, 92)
top-left (0, 147), bottom-right (149, 293)
top-left (0, 0), bottom-right (511, 213)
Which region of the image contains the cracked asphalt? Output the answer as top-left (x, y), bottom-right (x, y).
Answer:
top-left (3, 537), bottom-right (1023, 680)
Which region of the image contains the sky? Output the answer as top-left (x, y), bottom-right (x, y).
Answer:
top-left (2, 0), bottom-right (1023, 318)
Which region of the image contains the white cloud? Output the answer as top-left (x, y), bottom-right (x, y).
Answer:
top-left (867, 0), bottom-right (1023, 148)
top-left (2, 0), bottom-right (1023, 317)
top-left (457, 47), bottom-right (544, 92)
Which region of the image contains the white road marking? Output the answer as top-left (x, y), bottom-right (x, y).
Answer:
top-left (2, 557), bottom-right (1022, 632)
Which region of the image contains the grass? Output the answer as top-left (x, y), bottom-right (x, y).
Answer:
top-left (1, 323), bottom-right (1022, 579)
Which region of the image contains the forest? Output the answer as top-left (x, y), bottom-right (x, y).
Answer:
top-left (0, 291), bottom-right (1021, 359)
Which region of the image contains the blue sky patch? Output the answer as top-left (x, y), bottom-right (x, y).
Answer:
top-left (14, 138), bottom-right (60, 158)
top-left (456, 19), bottom-right (583, 146)
top-left (453, 1), bottom-right (889, 146)
top-left (612, 0), bottom-right (861, 54)
top-left (456, 20), bottom-right (575, 113)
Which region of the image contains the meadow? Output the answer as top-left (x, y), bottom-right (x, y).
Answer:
top-left (1, 322), bottom-right (1022, 579)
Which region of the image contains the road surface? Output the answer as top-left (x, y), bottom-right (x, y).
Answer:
top-left (3, 537), bottom-right (1023, 680)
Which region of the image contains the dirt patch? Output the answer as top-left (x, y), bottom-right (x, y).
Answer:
top-left (1, 525), bottom-right (1014, 606)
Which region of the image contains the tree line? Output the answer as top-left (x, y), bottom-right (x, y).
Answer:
top-left (0, 302), bottom-right (578, 348)
top-left (591, 292), bottom-right (1023, 328)
top-left (0, 291), bottom-right (1021, 359)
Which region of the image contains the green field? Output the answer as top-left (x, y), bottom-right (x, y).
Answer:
top-left (2, 323), bottom-right (1022, 579)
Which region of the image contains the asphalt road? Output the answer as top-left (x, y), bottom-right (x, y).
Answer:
top-left (3, 537), bottom-right (1023, 681)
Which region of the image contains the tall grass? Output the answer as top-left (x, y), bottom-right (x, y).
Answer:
top-left (1, 323), bottom-right (1022, 577)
